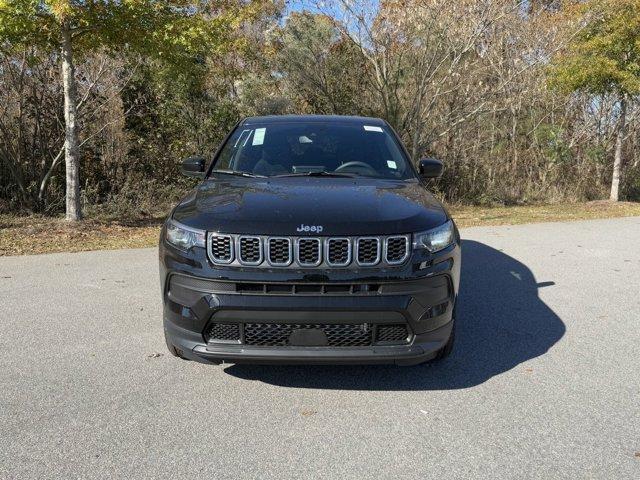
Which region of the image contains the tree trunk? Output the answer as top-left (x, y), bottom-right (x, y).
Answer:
top-left (61, 23), bottom-right (82, 220)
top-left (38, 146), bottom-right (65, 204)
top-left (610, 97), bottom-right (626, 202)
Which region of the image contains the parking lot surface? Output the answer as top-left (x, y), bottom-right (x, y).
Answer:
top-left (1, 217), bottom-right (639, 479)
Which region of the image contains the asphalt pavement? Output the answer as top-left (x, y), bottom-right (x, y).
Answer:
top-left (1, 217), bottom-right (639, 479)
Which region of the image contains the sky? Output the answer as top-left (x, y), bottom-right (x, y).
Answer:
top-left (284, 0), bottom-right (381, 23)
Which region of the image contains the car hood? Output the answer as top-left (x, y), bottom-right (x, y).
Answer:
top-left (172, 177), bottom-right (448, 236)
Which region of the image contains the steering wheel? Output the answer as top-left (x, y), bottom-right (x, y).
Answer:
top-left (335, 161), bottom-right (378, 176)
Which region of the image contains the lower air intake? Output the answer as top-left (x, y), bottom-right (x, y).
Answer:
top-left (244, 323), bottom-right (372, 347)
top-left (376, 324), bottom-right (410, 343)
top-left (206, 323), bottom-right (240, 342)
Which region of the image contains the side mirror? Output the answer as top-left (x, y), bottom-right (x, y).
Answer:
top-left (182, 156), bottom-right (206, 178)
top-left (418, 158), bottom-right (444, 178)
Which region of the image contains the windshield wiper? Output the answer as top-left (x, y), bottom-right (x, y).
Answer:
top-left (275, 171), bottom-right (357, 178)
top-left (210, 169), bottom-right (267, 178)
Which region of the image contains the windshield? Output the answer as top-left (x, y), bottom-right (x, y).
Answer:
top-left (211, 122), bottom-right (415, 180)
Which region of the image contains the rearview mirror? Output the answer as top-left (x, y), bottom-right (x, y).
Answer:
top-left (418, 158), bottom-right (444, 178)
top-left (182, 156), bottom-right (206, 178)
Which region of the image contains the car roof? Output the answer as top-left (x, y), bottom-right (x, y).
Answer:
top-left (240, 114), bottom-right (386, 126)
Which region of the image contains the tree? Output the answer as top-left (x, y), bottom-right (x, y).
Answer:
top-left (0, 0), bottom-right (245, 220)
top-left (275, 12), bottom-right (367, 115)
top-left (319, 0), bottom-right (537, 160)
top-left (550, 0), bottom-right (640, 201)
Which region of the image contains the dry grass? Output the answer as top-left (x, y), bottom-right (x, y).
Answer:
top-left (2, 201), bottom-right (640, 256)
top-left (451, 201), bottom-right (640, 228)
top-left (0, 215), bottom-right (161, 256)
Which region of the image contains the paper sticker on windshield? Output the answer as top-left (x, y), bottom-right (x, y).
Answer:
top-left (387, 160), bottom-right (397, 169)
top-left (363, 125), bottom-right (383, 132)
top-left (252, 128), bottom-right (266, 145)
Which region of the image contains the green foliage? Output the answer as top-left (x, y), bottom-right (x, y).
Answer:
top-left (584, 144), bottom-right (608, 165)
top-left (0, 0), bottom-right (240, 67)
top-left (274, 12), bottom-right (369, 115)
top-left (534, 124), bottom-right (572, 165)
top-left (123, 57), bottom-right (240, 172)
top-left (550, 0), bottom-right (640, 96)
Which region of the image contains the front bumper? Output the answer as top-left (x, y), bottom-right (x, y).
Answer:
top-left (165, 317), bottom-right (453, 365)
top-left (162, 268), bottom-right (458, 365)
top-left (160, 232), bottom-right (460, 365)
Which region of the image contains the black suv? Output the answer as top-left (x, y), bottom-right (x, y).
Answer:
top-left (159, 115), bottom-right (460, 365)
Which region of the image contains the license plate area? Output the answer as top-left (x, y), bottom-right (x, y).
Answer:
top-left (288, 328), bottom-right (329, 346)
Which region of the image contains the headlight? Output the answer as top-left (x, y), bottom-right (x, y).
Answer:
top-left (413, 220), bottom-right (455, 253)
top-left (165, 219), bottom-right (205, 251)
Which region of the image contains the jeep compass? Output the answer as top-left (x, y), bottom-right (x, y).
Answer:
top-left (159, 115), bottom-right (461, 365)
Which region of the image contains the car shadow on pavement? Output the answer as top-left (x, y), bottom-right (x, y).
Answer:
top-left (223, 240), bottom-right (565, 390)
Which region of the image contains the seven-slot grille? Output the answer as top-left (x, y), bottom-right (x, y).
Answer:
top-left (207, 234), bottom-right (411, 267)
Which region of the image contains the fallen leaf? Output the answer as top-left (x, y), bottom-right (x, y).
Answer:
top-left (301, 410), bottom-right (316, 417)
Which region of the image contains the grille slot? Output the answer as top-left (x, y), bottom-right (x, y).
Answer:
top-left (324, 284), bottom-right (352, 294)
top-left (376, 324), bottom-right (410, 343)
top-left (326, 238), bottom-right (351, 266)
top-left (356, 237), bottom-right (381, 266)
top-left (206, 323), bottom-right (241, 343)
top-left (267, 238), bottom-right (292, 266)
top-left (297, 238), bottom-right (321, 266)
top-left (238, 236), bottom-right (263, 265)
top-left (244, 323), bottom-right (372, 347)
top-left (294, 284), bottom-right (323, 294)
top-left (265, 284), bottom-right (294, 294)
top-left (385, 236), bottom-right (410, 264)
top-left (236, 283), bottom-right (264, 293)
top-left (209, 234), bottom-right (233, 264)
